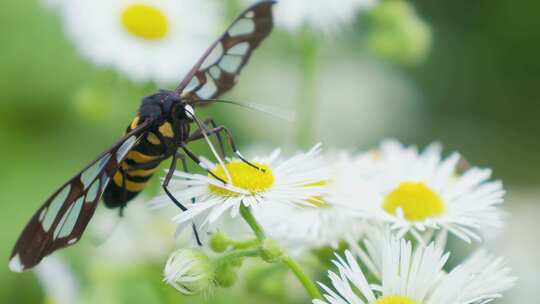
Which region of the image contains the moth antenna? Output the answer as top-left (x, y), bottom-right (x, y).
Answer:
top-left (193, 99), bottom-right (295, 122)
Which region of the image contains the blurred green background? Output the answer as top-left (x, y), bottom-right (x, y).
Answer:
top-left (1, 0), bottom-right (538, 303)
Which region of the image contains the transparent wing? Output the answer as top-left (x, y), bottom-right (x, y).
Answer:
top-left (9, 122), bottom-right (150, 272)
top-left (176, 1), bottom-right (275, 103)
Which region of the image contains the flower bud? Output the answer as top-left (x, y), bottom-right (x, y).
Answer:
top-left (163, 249), bottom-right (214, 295)
top-left (230, 257), bottom-right (243, 268)
top-left (209, 231), bottom-right (230, 253)
top-left (214, 264), bottom-right (238, 288)
top-left (260, 239), bottom-right (282, 263)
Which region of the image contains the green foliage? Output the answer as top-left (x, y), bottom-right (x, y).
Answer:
top-left (245, 263), bottom-right (288, 300)
top-left (73, 85), bottom-right (114, 123)
top-left (367, 0), bottom-right (432, 65)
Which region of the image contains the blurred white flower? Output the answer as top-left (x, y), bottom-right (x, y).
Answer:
top-left (256, 152), bottom-right (376, 252)
top-left (153, 144), bottom-right (329, 235)
top-left (60, 0), bottom-right (220, 83)
top-left (34, 256), bottom-right (78, 304)
top-left (163, 248), bottom-right (214, 295)
top-left (353, 139), bottom-right (505, 243)
top-left (315, 236), bottom-right (515, 304)
top-left (88, 200), bottom-right (177, 264)
top-left (244, 0), bottom-right (377, 34)
top-left (257, 203), bottom-right (359, 254)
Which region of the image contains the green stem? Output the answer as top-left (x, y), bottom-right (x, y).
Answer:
top-left (215, 232), bottom-right (260, 250)
top-left (214, 248), bottom-right (261, 268)
top-left (229, 238), bottom-right (260, 249)
top-left (239, 203), bottom-right (322, 300)
top-left (296, 28), bottom-right (319, 148)
top-left (239, 204), bottom-right (266, 241)
top-left (281, 255), bottom-right (323, 300)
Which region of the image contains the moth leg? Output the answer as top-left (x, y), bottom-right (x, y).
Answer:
top-left (162, 152), bottom-right (188, 212)
top-left (188, 117), bottom-right (226, 159)
top-left (180, 145), bottom-right (228, 184)
top-left (188, 123), bottom-right (264, 172)
top-left (178, 155), bottom-right (203, 247)
top-left (160, 152), bottom-right (202, 246)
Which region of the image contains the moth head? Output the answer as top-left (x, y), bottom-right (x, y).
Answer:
top-left (171, 102), bottom-right (195, 122)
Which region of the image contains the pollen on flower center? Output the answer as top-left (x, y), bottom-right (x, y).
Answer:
top-left (375, 295), bottom-right (418, 304)
top-left (208, 161), bottom-right (274, 197)
top-left (121, 4), bottom-right (169, 40)
top-left (382, 181), bottom-right (445, 221)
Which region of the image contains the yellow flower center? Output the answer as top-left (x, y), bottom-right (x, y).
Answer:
top-left (371, 149), bottom-right (381, 160)
top-left (375, 295), bottom-right (418, 304)
top-left (121, 4), bottom-right (169, 40)
top-left (208, 161), bottom-right (274, 197)
top-left (382, 181), bottom-right (445, 221)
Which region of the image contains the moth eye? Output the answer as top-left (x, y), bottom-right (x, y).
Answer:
top-left (184, 105), bottom-right (195, 117)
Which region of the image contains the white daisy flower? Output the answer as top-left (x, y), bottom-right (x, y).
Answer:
top-left (354, 139), bottom-right (505, 243)
top-left (256, 204), bottom-right (359, 254)
top-left (315, 237), bottom-right (515, 304)
top-left (244, 0), bottom-right (377, 34)
top-left (154, 144), bottom-right (329, 235)
top-left (61, 0), bottom-right (220, 83)
top-left (255, 152), bottom-right (377, 252)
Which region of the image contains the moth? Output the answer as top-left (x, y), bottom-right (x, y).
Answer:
top-left (9, 1), bottom-right (275, 272)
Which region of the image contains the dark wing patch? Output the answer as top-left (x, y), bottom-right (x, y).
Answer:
top-left (176, 1), bottom-right (275, 102)
top-left (9, 123), bottom-right (149, 272)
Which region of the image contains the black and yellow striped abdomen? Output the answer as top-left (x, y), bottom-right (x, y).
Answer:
top-left (103, 117), bottom-right (173, 208)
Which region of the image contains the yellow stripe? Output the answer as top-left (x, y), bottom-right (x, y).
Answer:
top-left (147, 132), bottom-right (161, 145)
top-left (130, 116), bottom-right (140, 130)
top-left (121, 163), bottom-right (158, 177)
top-left (113, 172), bottom-right (148, 192)
top-left (126, 150), bottom-right (160, 163)
top-left (158, 122), bottom-right (174, 138)
top-left (130, 168), bottom-right (158, 177)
